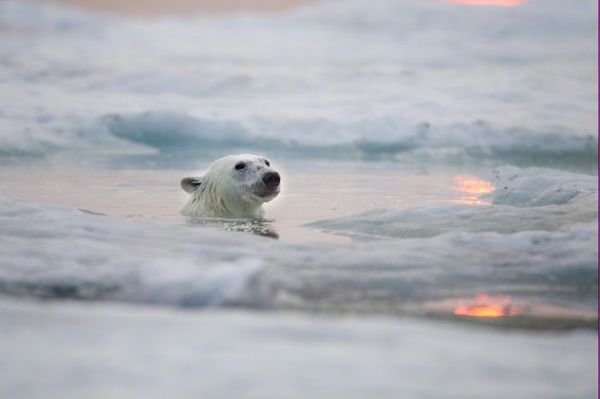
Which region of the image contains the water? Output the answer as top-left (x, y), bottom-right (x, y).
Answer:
top-left (0, 0), bottom-right (597, 397)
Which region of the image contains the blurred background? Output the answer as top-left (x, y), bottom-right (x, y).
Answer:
top-left (0, 0), bottom-right (597, 398)
top-left (28, 0), bottom-right (317, 15)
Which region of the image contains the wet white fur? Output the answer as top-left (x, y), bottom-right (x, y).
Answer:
top-left (180, 154), bottom-right (280, 218)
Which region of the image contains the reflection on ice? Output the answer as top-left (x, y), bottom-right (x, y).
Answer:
top-left (452, 175), bottom-right (495, 205)
top-left (453, 294), bottom-right (519, 318)
top-left (423, 295), bottom-right (596, 330)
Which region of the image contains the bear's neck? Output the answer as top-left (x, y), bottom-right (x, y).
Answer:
top-left (222, 198), bottom-right (264, 218)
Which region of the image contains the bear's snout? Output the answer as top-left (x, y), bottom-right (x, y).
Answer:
top-left (262, 172), bottom-right (280, 188)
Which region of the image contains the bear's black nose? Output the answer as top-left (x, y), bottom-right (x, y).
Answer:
top-left (263, 172), bottom-right (280, 188)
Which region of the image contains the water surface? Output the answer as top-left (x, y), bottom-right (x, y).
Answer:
top-left (0, 0), bottom-right (597, 397)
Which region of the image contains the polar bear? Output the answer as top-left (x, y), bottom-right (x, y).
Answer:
top-left (180, 154), bottom-right (281, 218)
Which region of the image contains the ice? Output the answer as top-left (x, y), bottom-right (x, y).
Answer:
top-left (0, 190), bottom-right (595, 318)
top-left (0, 300), bottom-right (596, 399)
top-left (309, 167), bottom-right (598, 238)
top-left (0, 0), bottom-right (596, 167)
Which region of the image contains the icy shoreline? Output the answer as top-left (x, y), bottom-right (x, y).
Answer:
top-left (0, 299), bottom-right (596, 399)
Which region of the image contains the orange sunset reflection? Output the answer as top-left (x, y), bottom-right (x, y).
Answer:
top-left (452, 175), bottom-right (495, 205)
top-left (454, 295), bottom-right (520, 318)
top-left (447, 0), bottom-right (525, 6)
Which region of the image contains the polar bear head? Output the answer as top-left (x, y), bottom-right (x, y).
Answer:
top-left (180, 154), bottom-right (281, 218)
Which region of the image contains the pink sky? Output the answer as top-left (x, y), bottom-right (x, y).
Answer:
top-left (447, 0), bottom-right (525, 7)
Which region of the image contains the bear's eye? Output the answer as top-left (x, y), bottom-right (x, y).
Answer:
top-left (235, 162), bottom-right (246, 170)
top-left (264, 160), bottom-right (270, 167)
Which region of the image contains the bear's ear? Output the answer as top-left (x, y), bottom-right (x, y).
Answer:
top-left (181, 177), bottom-right (204, 194)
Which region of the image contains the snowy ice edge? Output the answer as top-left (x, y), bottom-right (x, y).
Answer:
top-left (1, 111), bottom-right (596, 167)
top-left (0, 299), bottom-right (596, 399)
top-left (309, 166), bottom-right (599, 238)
